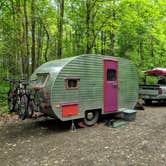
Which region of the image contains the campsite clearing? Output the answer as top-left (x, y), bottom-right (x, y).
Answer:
top-left (0, 105), bottom-right (165, 166)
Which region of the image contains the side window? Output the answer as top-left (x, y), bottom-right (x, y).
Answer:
top-left (107, 69), bottom-right (116, 81)
top-left (68, 80), bottom-right (78, 88)
top-left (65, 77), bottom-right (80, 90)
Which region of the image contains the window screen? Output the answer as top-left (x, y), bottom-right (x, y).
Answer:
top-left (107, 69), bottom-right (116, 81)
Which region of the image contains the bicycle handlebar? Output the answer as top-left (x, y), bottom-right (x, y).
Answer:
top-left (3, 78), bottom-right (37, 85)
top-left (3, 78), bottom-right (28, 84)
top-left (3, 78), bottom-right (17, 83)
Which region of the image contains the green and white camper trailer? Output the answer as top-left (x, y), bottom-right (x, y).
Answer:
top-left (30, 54), bottom-right (138, 125)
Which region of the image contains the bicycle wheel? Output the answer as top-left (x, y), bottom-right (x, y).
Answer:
top-left (7, 89), bottom-right (14, 112)
top-left (17, 95), bottom-right (28, 120)
top-left (26, 100), bottom-right (34, 118)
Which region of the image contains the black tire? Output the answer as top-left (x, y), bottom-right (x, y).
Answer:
top-left (26, 100), bottom-right (34, 118)
top-left (17, 95), bottom-right (28, 120)
top-left (83, 110), bottom-right (99, 126)
top-left (7, 89), bottom-right (14, 112)
top-left (144, 99), bottom-right (152, 105)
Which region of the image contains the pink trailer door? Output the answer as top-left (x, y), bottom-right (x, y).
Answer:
top-left (104, 59), bottom-right (118, 113)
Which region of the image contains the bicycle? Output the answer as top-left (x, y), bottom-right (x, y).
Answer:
top-left (27, 88), bottom-right (41, 117)
top-left (21, 80), bottom-right (34, 118)
top-left (3, 78), bottom-right (33, 120)
top-left (3, 78), bottom-right (17, 113)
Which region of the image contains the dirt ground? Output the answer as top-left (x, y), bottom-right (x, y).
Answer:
top-left (0, 105), bottom-right (166, 166)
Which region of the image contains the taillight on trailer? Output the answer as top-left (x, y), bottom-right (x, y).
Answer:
top-left (158, 88), bottom-right (162, 95)
top-left (44, 104), bottom-right (52, 110)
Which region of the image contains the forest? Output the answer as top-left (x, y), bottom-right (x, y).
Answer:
top-left (0, 0), bottom-right (166, 111)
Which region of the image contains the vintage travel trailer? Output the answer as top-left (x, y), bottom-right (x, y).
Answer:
top-left (30, 54), bottom-right (138, 126)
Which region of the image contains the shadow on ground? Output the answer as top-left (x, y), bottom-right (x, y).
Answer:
top-left (0, 113), bottom-right (120, 141)
top-left (144, 102), bottom-right (166, 107)
top-left (0, 118), bottom-right (75, 142)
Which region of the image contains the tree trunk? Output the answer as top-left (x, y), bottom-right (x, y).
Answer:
top-left (57, 0), bottom-right (64, 59)
top-left (43, 25), bottom-right (49, 62)
top-left (10, 0), bottom-right (17, 74)
top-left (15, 0), bottom-right (24, 77)
top-left (150, 37), bottom-right (154, 57)
top-left (86, 0), bottom-right (100, 54)
top-left (23, 0), bottom-right (30, 78)
top-left (22, 22), bottom-right (26, 76)
top-left (110, 32), bottom-right (115, 56)
top-left (31, 0), bottom-right (36, 73)
top-left (138, 36), bottom-right (144, 66)
top-left (86, 0), bottom-right (91, 54)
top-left (101, 31), bottom-right (104, 54)
top-left (110, 1), bottom-right (116, 57)
top-left (36, 20), bottom-right (43, 67)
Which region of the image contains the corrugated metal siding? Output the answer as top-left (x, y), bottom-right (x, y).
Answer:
top-left (51, 55), bottom-right (104, 120)
top-left (30, 54), bottom-right (138, 120)
top-left (51, 54), bottom-right (138, 121)
top-left (116, 57), bottom-right (138, 109)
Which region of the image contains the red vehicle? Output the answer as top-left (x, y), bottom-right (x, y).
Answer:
top-left (145, 68), bottom-right (166, 76)
top-left (139, 68), bottom-right (166, 105)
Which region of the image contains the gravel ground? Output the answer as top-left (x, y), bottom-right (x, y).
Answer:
top-left (0, 105), bottom-right (166, 166)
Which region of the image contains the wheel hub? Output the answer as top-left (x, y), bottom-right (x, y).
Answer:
top-left (87, 112), bottom-right (94, 120)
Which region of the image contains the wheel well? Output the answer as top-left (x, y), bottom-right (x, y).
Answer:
top-left (85, 108), bottom-right (102, 114)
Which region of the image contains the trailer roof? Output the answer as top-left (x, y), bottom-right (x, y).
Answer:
top-left (32, 54), bottom-right (129, 78)
top-left (145, 68), bottom-right (166, 76)
top-left (33, 56), bottom-right (76, 74)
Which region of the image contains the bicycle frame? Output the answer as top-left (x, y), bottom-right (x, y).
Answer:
top-left (4, 78), bottom-right (32, 119)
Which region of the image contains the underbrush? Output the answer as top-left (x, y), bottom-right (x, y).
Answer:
top-left (0, 82), bottom-right (9, 115)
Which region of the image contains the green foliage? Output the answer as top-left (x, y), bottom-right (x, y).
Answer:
top-left (116, 0), bottom-right (166, 78)
top-left (0, 82), bottom-right (9, 114)
top-left (0, 0), bottom-right (166, 112)
top-left (145, 76), bottom-right (159, 85)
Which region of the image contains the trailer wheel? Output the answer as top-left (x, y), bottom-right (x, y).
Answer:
top-left (83, 110), bottom-right (99, 126)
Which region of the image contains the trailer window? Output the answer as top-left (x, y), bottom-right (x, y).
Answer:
top-left (107, 69), bottom-right (116, 81)
top-left (34, 73), bottom-right (50, 87)
top-left (68, 80), bottom-right (77, 88)
top-left (65, 77), bottom-right (80, 90)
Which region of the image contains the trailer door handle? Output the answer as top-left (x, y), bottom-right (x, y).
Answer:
top-left (112, 83), bottom-right (118, 88)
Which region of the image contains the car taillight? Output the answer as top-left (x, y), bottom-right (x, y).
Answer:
top-left (158, 88), bottom-right (162, 95)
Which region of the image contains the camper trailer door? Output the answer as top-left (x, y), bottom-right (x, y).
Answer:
top-left (104, 59), bottom-right (118, 112)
